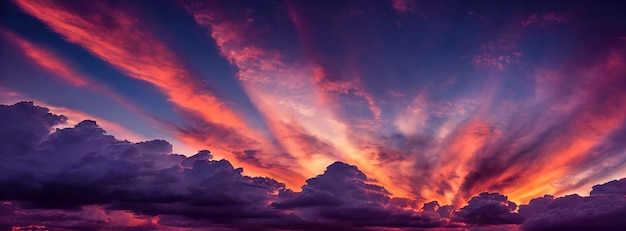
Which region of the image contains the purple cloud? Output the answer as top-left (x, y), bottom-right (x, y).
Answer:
top-left (0, 101), bottom-right (66, 156)
top-left (591, 178), bottom-right (626, 196)
top-left (272, 162), bottom-right (443, 228)
top-left (454, 192), bottom-right (523, 224)
top-left (520, 193), bottom-right (626, 231)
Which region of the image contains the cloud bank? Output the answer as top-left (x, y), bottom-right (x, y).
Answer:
top-left (1, 101), bottom-right (625, 230)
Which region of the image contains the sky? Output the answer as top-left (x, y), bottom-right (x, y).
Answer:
top-left (1, 0), bottom-right (625, 230)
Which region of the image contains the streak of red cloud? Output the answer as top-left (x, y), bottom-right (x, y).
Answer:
top-left (2, 28), bottom-right (124, 105)
top-left (1, 28), bottom-right (89, 88)
top-left (11, 0), bottom-right (313, 184)
top-left (454, 48), bottom-right (626, 205)
top-left (390, 0), bottom-right (411, 14)
top-left (179, 0), bottom-right (401, 193)
top-left (179, 0), bottom-right (338, 185)
top-left (3, 27), bottom-right (151, 117)
top-left (508, 50), bottom-right (626, 202)
top-left (11, 0), bottom-right (288, 172)
top-left (0, 27), bottom-right (177, 144)
top-left (12, 0), bottom-right (249, 134)
top-left (521, 12), bottom-right (567, 28)
top-left (287, 2), bottom-right (383, 122)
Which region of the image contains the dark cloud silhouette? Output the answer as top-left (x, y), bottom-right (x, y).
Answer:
top-left (454, 192), bottom-right (523, 224)
top-left (519, 179), bottom-right (626, 230)
top-left (0, 101), bottom-right (67, 156)
top-left (272, 162), bottom-right (443, 228)
top-left (590, 178), bottom-right (626, 195)
top-left (0, 102), bottom-right (286, 229)
top-left (437, 205), bottom-right (454, 219)
top-left (520, 193), bottom-right (626, 231)
top-left (518, 195), bottom-right (554, 219)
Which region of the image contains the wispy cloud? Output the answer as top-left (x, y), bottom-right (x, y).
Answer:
top-left (10, 0), bottom-right (293, 178)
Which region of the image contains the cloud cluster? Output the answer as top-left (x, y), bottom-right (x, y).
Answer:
top-left (520, 194), bottom-right (626, 231)
top-left (0, 102), bottom-right (67, 156)
top-left (2, 101), bottom-right (626, 231)
top-left (0, 102), bottom-right (445, 230)
top-left (454, 192), bottom-right (522, 224)
top-left (0, 102), bottom-right (285, 229)
top-left (518, 179), bottom-right (626, 230)
top-left (272, 162), bottom-right (442, 228)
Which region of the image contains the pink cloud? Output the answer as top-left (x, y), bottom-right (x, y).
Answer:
top-left (522, 12), bottom-right (567, 28)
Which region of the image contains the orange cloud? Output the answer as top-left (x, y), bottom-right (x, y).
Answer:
top-left (180, 1), bottom-right (403, 193)
top-left (13, 0), bottom-right (248, 133)
top-left (1, 28), bottom-right (89, 87)
top-left (507, 50), bottom-right (626, 202)
top-left (1, 27), bottom-right (172, 142)
top-left (12, 0), bottom-right (280, 163)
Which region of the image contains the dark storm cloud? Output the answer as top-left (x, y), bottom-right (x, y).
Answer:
top-left (518, 195), bottom-right (554, 219)
top-left (454, 192), bottom-right (523, 224)
top-left (272, 162), bottom-right (443, 228)
top-left (0, 102), bottom-right (286, 228)
top-left (516, 179), bottom-right (626, 230)
top-left (0, 101), bottom-right (67, 156)
top-left (591, 178), bottom-right (626, 195)
top-left (520, 193), bottom-right (626, 231)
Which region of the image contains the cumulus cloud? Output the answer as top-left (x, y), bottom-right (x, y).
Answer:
top-left (520, 194), bottom-right (626, 231)
top-left (0, 102), bottom-right (285, 229)
top-left (590, 178), bottom-right (626, 195)
top-left (518, 179), bottom-right (626, 230)
top-left (271, 162), bottom-right (443, 228)
top-left (518, 195), bottom-right (554, 219)
top-left (0, 101), bottom-right (67, 156)
top-left (454, 192), bottom-right (523, 224)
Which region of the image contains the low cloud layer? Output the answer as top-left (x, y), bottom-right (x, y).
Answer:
top-left (1, 102), bottom-right (625, 230)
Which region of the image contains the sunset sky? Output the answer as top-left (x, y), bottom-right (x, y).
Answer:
top-left (1, 0), bottom-right (626, 230)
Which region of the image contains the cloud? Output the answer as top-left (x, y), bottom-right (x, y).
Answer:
top-left (5, 0), bottom-right (626, 229)
top-left (178, 0), bottom-right (390, 190)
top-left (1, 28), bottom-right (89, 88)
top-left (0, 101), bottom-right (444, 230)
top-left (1, 27), bottom-right (153, 130)
top-left (272, 162), bottom-right (443, 228)
top-left (286, 2), bottom-right (383, 123)
top-left (590, 178), bottom-right (626, 195)
top-left (516, 179), bottom-right (626, 230)
top-left (11, 0), bottom-right (267, 154)
top-left (521, 12), bottom-right (567, 28)
top-left (0, 101), bottom-right (67, 156)
top-left (163, 0), bottom-right (626, 207)
top-left (518, 195), bottom-right (554, 219)
top-left (520, 193), bottom-right (626, 231)
top-left (454, 192), bottom-right (523, 224)
top-left (3, 101), bottom-right (626, 231)
top-left (1, 203), bottom-right (162, 231)
top-left (0, 101), bottom-right (286, 229)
